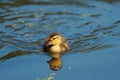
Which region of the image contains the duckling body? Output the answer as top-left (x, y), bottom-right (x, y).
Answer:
top-left (43, 32), bottom-right (69, 58)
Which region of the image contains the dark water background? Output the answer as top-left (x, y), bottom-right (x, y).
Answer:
top-left (0, 0), bottom-right (120, 80)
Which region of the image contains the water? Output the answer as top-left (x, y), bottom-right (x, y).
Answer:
top-left (0, 0), bottom-right (120, 80)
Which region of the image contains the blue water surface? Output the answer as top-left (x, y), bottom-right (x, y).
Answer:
top-left (0, 0), bottom-right (120, 80)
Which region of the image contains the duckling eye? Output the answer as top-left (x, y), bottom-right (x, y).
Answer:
top-left (52, 37), bottom-right (59, 40)
top-left (53, 38), bottom-right (56, 40)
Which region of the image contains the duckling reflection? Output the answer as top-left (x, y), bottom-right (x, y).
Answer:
top-left (47, 57), bottom-right (62, 70)
top-left (43, 32), bottom-right (69, 70)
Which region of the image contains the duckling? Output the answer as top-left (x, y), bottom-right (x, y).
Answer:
top-left (43, 32), bottom-right (69, 58)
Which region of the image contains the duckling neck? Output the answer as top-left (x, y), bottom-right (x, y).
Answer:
top-left (50, 45), bottom-right (61, 54)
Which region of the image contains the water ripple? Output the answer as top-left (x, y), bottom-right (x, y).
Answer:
top-left (0, 0), bottom-right (120, 62)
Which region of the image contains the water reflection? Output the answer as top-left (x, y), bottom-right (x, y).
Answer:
top-left (47, 57), bottom-right (62, 70)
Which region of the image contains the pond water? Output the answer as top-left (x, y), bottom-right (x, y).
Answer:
top-left (0, 0), bottom-right (120, 80)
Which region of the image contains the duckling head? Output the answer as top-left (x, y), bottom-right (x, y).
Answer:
top-left (48, 35), bottom-right (61, 46)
